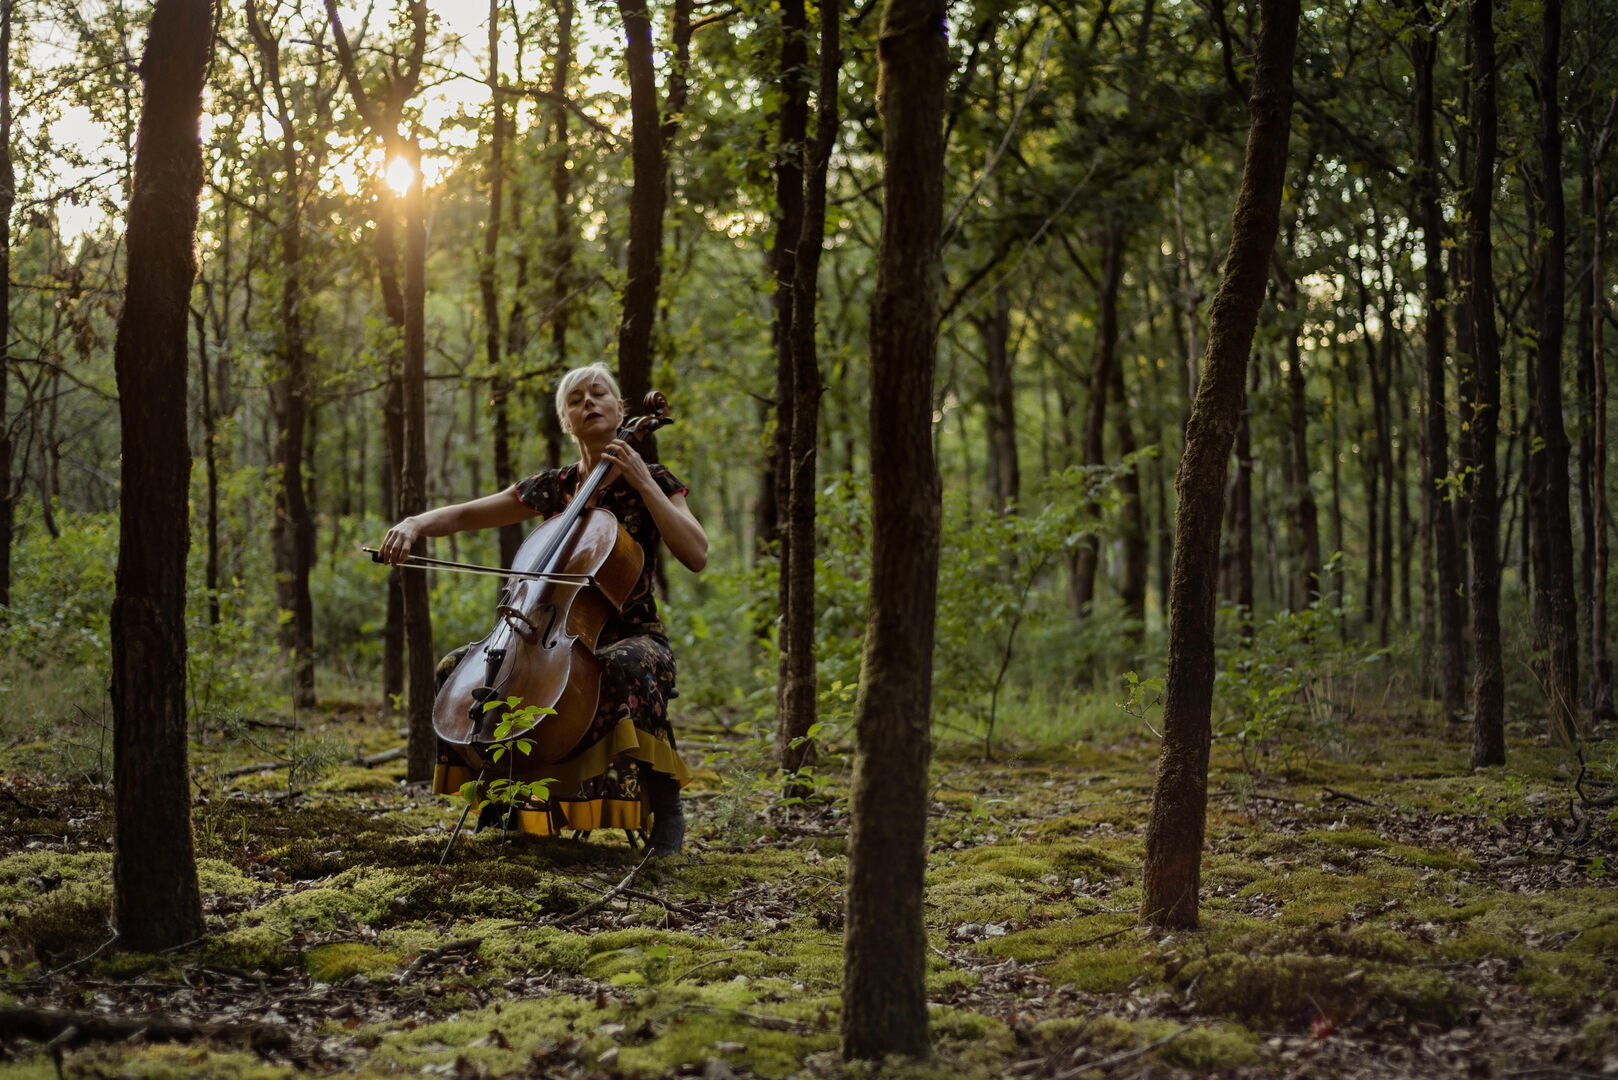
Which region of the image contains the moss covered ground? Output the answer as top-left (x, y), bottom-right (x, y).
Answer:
top-left (0, 692), bottom-right (1615, 1078)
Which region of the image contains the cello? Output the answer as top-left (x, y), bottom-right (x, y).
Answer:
top-left (373, 392), bottom-right (674, 771)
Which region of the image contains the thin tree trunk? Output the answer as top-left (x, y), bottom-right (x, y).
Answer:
top-left (249, 0), bottom-right (317, 710)
top-left (1590, 114), bottom-right (1614, 721)
top-left (1142, 0), bottom-right (1298, 930)
top-left (1111, 351), bottom-right (1147, 634)
top-left (0, 0), bottom-right (12, 612)
top-left (481, 0), bottom-right (519, 567)
top-left (1467, 0), bottom-right (1505, 767)
top-left (842, 0), bottom-right (946, 1055)
top-left (1415, 6), bottom-right (1467, 714)
top-left (1277, 261), bottom-right (1321, 605)
top-left (1527, 0), bottom-right (1580, 747)
top-left (1072, 226), bottom-right (1124, 611)
top-left (778, 0), bottom-right (840, 782)
top-left (544, 0), bottom-right (574, 473)
top-left (978, 282), bottom-right (1019, 512)
top-left (771, 0), bottom-right (810, 763)
top-left (192, 306), bottom-right (220, 625)
top-left (111, 0), bottom-right (211, 954)
top-left (399, 140), bottom-right (435, 781)
top-left (616, 0), bottom-right (665, 406)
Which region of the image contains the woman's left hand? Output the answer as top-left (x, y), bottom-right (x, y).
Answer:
top-left (601, 438), bottom-right (654, 494)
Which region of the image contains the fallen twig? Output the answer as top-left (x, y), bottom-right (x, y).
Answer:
top-left (1050, 1026), bottom-right (1187, 1079)
top-left (556, 852), bottom-right (654, 928)
top-left (398, 937), bottom-right (484, 982)
top-left (221, 761), bottom-right (282, 780)
top-left (358, 747), bottom-right (405, 768)
top-left (0, 1005), bottom-right (291, 1055)
top-left (1321, 788), bottom-right (1380, 807)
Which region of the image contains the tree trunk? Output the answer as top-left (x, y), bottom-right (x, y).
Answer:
top-left (842, 0), bottom-right (946, 1057)
top-left (1527, 0), bottom-right (1580, 747)
top-left (1590, 117), bottom-right (1614, 721)
top-left (248, 1), bottom-right (317, 710)
top-left (778, 0), bottom-right (839, 782)
top-left (615, 0), bottom-right (665, 406)
top-left (111, 0), bottom-right (211, 954)
top-left (978, 282), bottom-right (1019, 512)
top-left (481, 0), bottom-right (519, 568)
top-left (192, 305), bottom-right (220, 625)
top-left (399, 141), bottom-right (435, 782)
top-left (0, 0), bottom-right (12, 612)
top-left (1277, 263), bottom-right (1321, 605)
top-left (1141, 0), bottom-right (1298, 930)
top-left (1467, 0), bottom-right (1505, 767)
top-left (544, 0), bottom-right (575, 473)
top-left (1415, 6), bottom-right (1467, 715)
top-left (1072, 226), bottom-right (1124, 611)
top-left (771, 0), bottom-right (810, 770)
top-left (1111, 351), bottom-right (1147, 634)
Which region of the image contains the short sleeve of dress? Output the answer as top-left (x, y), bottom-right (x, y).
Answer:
top-left (514, 470), bottom-right (563, 517)
top-left (649, 464), bottom-right (688, 500)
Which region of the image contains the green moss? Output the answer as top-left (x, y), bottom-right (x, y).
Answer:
top-left (1161, 1024), bottom-right (1261, 1070)
top-left (199, 925), bottom-right (290, 973)
top-left (1578, 1013), bottom-right (1618, 1055)
top-left (1371, 968), bottom-right (1471, 1027)
top-left (304, 942), bottom-right (401, 982)
top-left (1303, 828), bottom-right (1389, 851)
top-left (1387, 844), bottom-right (1481, 871)
top-left (1179, 952), bottom-right (1359, 1028)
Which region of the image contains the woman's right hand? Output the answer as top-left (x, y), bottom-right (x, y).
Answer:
top-left (378, 517), bottom-right (423, 565)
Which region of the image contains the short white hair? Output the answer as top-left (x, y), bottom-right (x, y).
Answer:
top-left (554, 363), bottom-right (623, 435)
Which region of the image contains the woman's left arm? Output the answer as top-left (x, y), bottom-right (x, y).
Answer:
top-left (601, 440), bottom-right (709, 572)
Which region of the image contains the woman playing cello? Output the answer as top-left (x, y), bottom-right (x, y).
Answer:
top-left (375, 363), bottom-right (707, 856)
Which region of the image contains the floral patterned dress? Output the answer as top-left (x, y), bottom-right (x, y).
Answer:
top-left (430, 463), bottom-right (692, 836)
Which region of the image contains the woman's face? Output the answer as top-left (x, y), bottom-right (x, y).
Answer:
top-left (563, 374), bottom-right (624, 441)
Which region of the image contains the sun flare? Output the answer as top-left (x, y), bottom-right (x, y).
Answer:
top-left (384, 156), bottom-right (417, 196)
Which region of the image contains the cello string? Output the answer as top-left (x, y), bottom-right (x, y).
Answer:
top-left (361, 548), bottom-right (594, 585)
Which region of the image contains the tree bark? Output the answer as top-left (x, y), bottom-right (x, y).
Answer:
top-left (842, 0), bottom-right (947, 1057)
top-left (1527, 0), bottom-right (1580, 747)
top-left (977, 282), bottom-right (1019, 512)
top-left (1141, 0), bottom-right (1298, 930)
top-left (248, 0), bottom-right (317, 710)
top-left (771, 0), bottom-right (811, 773)
top-left (778, 0), bottom-right (840, 782)
top-left (616, 0), bottom-right (665, 406)
top-left (1590, 116), bottom-right (1614, 721)
top-left (1467, 0), bottom-right (1505, 767)
top-left (111, 0), bottom-right (212, 954)
top-left (1276, 260), bottom-right (1320, 605)
top-left (481, 0), bottom-right (521, 569)
top-left (1111, 349), bottom-right (1147, 634)
top-left (0, 0), bottom-right (12, 612)
top-left (325, 0), bottom-right (428, 751)
top-left (1071, 226), bottom-right (1124, 612)
top-left (399, 140), bottom-right (435, 782)
top-left (1415, 5), bottom-right (1467, 715)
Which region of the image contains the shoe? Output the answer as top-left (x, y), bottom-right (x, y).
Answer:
top-left (644, 772), bottom-right (685, 857)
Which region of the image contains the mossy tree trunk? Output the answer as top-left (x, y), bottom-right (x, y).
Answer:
top-left (841, 0), bottom-right (946, 1057)
top-left (111, 0), bottom-right (212, 954)
top-left (1141, 0), bottom-right (1298, 931)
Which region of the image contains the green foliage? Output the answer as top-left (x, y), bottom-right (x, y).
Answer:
top-left (1212, 572), bottom-right (1387, 778)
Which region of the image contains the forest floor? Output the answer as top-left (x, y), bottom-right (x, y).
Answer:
top-left (0, 693), bottom-right (1616, 1079)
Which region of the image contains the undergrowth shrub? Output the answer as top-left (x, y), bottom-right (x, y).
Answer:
top-left (1210, 572), bottom-right (1387, 777)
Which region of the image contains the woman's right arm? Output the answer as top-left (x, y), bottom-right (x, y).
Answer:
top-left (377, 487), bottom-right (535, 564)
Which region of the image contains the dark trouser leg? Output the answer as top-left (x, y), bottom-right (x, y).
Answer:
top-left (644, 769), bottom-right (684, 856)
